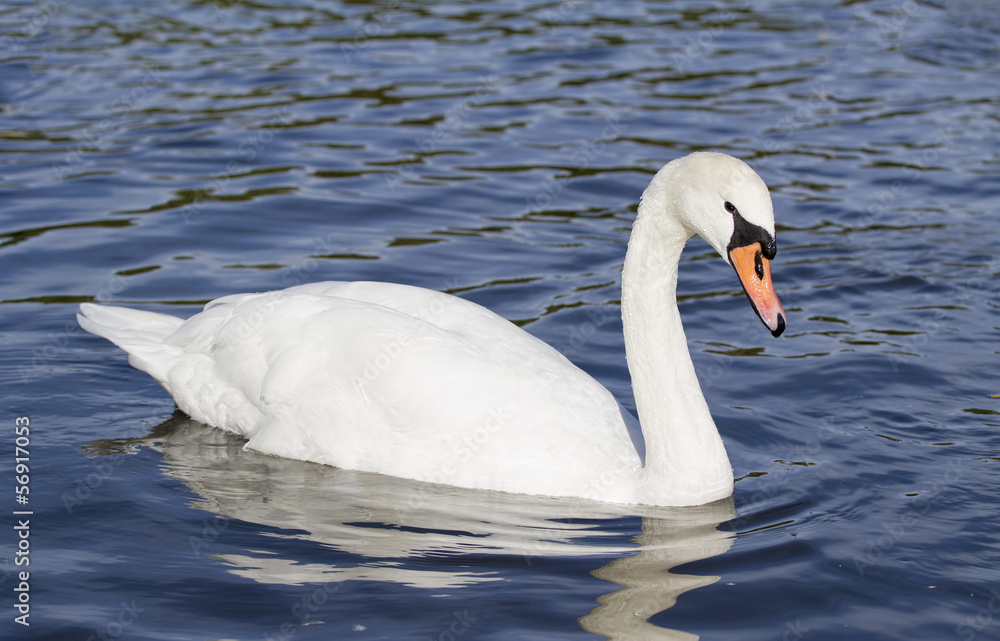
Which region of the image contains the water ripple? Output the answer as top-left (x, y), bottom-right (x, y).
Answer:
top-left (2, 0), bottom-right (999, 639)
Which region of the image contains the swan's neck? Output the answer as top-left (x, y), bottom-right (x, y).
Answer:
top-left (621, 193), bottom-right (733, 505)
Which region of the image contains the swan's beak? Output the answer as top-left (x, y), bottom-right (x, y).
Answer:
top-left (729, 243), bottom-right (786, 337)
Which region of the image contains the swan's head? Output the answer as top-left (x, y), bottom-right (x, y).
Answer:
top-left (648, 152), bottom-right (786, 337)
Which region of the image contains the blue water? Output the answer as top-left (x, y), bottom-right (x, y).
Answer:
top-left (2, 0), bottom-right (999, 639)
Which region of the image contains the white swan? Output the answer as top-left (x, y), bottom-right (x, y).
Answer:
top-left (78, 152), bottom-right (785, 507)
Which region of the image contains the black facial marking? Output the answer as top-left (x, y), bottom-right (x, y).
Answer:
top-left (726, 203), bottom-right (777, 259)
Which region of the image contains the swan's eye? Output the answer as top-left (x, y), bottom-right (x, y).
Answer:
top-left (754, 251), bottom-right (764, 280)
top-left (724, 201), bottom-right (737, 215)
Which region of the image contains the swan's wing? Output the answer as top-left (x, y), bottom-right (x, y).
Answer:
top-left (161, 282), bottom-right (642, 498)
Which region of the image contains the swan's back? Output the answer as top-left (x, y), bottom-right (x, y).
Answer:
top-left (79, 282), bottom-right (641, 500)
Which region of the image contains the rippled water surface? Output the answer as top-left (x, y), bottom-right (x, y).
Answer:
top-left (2, 0), bottom-right (999, 639)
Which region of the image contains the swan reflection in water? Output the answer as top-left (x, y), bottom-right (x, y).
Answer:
top-left (88, 412), bottom-right (736, 640)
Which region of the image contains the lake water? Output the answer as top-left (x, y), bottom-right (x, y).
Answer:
top-left (2, 0), bottom-right (999, 639)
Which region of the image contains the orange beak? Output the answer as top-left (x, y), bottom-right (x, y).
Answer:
top-left (729, 243), bottom-right (786, 337)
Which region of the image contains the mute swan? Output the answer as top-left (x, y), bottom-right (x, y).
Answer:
top-left (78, 152), bottom-right (785, 507)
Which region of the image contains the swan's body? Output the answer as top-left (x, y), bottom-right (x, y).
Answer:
top-left (79, 152), bottom-right (785, 507)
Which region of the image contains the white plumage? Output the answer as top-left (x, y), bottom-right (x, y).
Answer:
top-left (79, 152), bottom-right (785, 506)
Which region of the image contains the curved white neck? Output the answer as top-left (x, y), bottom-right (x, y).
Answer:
top-left (621, 184), bottom-right (734, 506)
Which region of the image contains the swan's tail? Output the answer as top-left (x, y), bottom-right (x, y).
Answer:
top-left (77, 303), bottom-right (185, 381)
